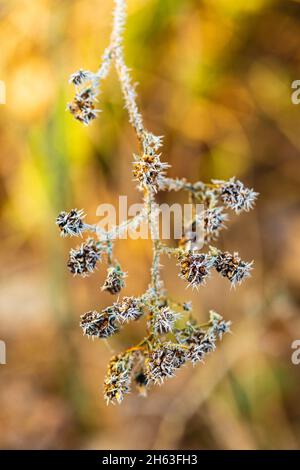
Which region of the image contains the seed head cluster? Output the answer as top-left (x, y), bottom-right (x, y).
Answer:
top-left (56, 0), bottom-right (258, 404)
top-left (67, 69), bottom-right (99, 125)
top-left (80, 296), bottom-right (144, 340)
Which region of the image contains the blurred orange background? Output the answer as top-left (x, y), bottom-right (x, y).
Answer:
top-left (0, 0), bottom-right (300, 449)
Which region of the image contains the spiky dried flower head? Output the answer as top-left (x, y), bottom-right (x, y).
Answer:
top-left (203, 207), bottom-right (228, 242)
top-left (80, 296), bottom-right (144, 340)
top-left (56, 209), bottom-right (86, 237)
top-left (67, 89), bottom-right (98, 126)
top-left (80, 310), bottom-right (118, 339)
top-left (175, 312), bottom-right (230, 365)
top-left (101, 264), bottom-right (126, 294)
top-left (104, 296), bottom-right (144, 324)
top-left (214, 250), bottom-right (253, 287)
top-left (187, 331), bottom-right (217, 365)
top-left (68, 238), bottom-right (102, 276)
top-left (104, 352), bottom-right (136, 404)
top-left (57, 0), bottom-right (258, 405)
top-left (214, 177), bottom-right (258, 214)
top-left (177, 251), bottom-right (215, 288)
top-left (151, 306), bottom-right (181, 335)
top-left (145, 342), bottom-right (187, 384)
top-left (133, 154), bottom-right (169, 192)
top-left (179, 218), bottom-right (203, 251)
top-left (68, 67), bottom-right (100, 125)
top-left (209, 310), bottom-right (231, 339)
top-left (69, 69), bottom-right (94, 86)
top-left (175, 320), bottom-right (207, 364)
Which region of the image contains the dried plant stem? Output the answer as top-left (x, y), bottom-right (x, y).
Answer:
top-left (108, 0), bottom-right (164, 303)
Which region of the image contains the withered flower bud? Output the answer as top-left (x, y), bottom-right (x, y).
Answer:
top-left (145, 342), bottom-right (187, 384)
top-left (133, 154), bottom-right (169, 192)
top-left (115, 296), bottom-right (144, 323)
top-left (104, 352), bottom-right (135, 404)
top-left (101, 297), bottom-right (144, 326)
top-left (69, 69), bottom-right (94, 86)
top-left (67, 93), bottom-right (98, 126)
top-left (102, 264), bottom-right (126, 294)
top-left (177, 251), bottom-right (214, 288)
top-left (187, 332), bottom-right (216, 364)
top-left (56, 209), bottom-right (86, 237)
top-left (80, 310), bottom-right (118, 338)
top-left (68, 238), bottom-right (101, 276)
top-left (209, 310), bottom-right (231, 339)
top-left (214, 250), bottom-right (253, 286)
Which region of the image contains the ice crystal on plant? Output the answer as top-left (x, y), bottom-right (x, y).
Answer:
top-left (109, 296), bottom-right (144, 324)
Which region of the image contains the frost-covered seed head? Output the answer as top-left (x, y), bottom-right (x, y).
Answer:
top-left (215, 177), bottom-right (258, 214)
top-left (69, 69), bottom-right (94, 85)
top-left (188, 332), bottom-right (216, 365)
top-left (104, 352), bottom-right (135, 404)
top-left (68, 94), bottom-right (98, 126)
top-left (204, 207), bottom-right (228, 241)
top-left (146, 343), bottom-right (187, 384)
top-left (56, 209), bottom-right (86, 237)
top-left (104, 296), bottom-right (144, 324)
top-left (178, 251), bottom-right (214, 288)
top-left (214, 250), bottom-right (253, 286)
top-left (209, 310), bottom-right (231, 339)
top-left (102, 264), bottom-right (126, 294)
top-left (133, 154), bottom-right (169, 192)
top-left (68, 238), bottom-right (101, 276)
top-left (151, 307), bottom-right (181, 335)
top-left (80, 310), bottom-right (118, 338)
